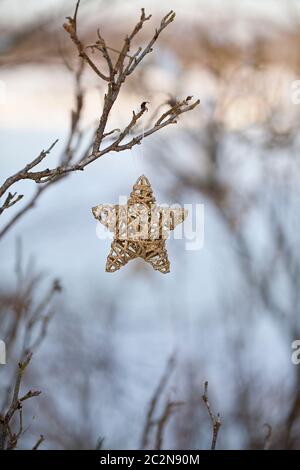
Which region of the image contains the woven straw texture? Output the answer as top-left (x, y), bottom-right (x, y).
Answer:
top-left (92, 175), bottom-right (187, 273)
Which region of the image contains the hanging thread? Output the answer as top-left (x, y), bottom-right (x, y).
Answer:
top-left (141, 118), bottom-right (145, 166)
top-left (130, 112), bottom-right (146, 177)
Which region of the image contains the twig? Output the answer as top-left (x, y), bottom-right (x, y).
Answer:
top-left (63, 1), bottom-right (109, 81)
top-left (0, 186), bottom-right (47, 239)
top-left (0, 140), bottom-right (59, 199)
top-left (263, 423), bottom-right (272, 450)
top-left (0, 58), bottom-right (88, 239)
top-left (0, 353), bottom-right (41, 450)
top-left (22, 278), bottom-right (62, 356)
top-left (32, 434), bottom-right (45, 450)
top-left (141, 354), bottom-right (176, 449)
top-left (155, 399), bottom-right (184, 450)
top-left (202, 381), bottom-right (221, 450)
top-left (95, 436), bottom-right (105, 450)
top-left (0, 244), bottom-right (61, 437)
top-left (0, 192), bottom-right (24, 215)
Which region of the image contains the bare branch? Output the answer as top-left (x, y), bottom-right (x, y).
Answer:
top-left (22, 278), bottom-right (62, 356)
top-left (95, 436), bottom-right (105, 450)
top-left (105, 98), bottom-right (200, 154)
top-left (63, 1), bottom-right (109, 81)
top-left (0, 140), bottom-right (58, 199)
top-left (85, 29), bottom-right (116, 80)
top-left (263, 423), bottom-right (272, 450)
top-left (32, 435), bottom-right (45, 450)
top-left (126, 10), bottom-right (176, 76)
top-left (0, 353), bottom-right (41, 450)
top-left (0, 244), bottom-right (61, 442)
top-left (103, 128), bottom-right (121, 139)
top-left (106, 102), bottom-right (149, 148)
top-left (141, 354), bottom-right (176, 449)
top-left (202, 381), bottom-right (221, 450)
top-left (0, 4), bottom-right (199, 239)
top-left (155, 399), bottom-right (184, 450)
top-left (0, 186), bottom-right (45, 239)
top-left (0, 192), bottom-right (23, 215)
top-left (0, 59), bottom-right (88, 238)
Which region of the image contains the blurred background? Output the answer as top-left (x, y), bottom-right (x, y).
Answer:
top-left (1, 0), bottom-right (300, 450)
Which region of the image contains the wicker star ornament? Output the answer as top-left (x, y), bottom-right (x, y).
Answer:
top-left (92, 175), bottom-right (187, 274)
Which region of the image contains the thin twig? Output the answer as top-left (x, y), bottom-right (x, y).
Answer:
top-left (95, 436), bottom-right (105, 450)
top-left (263, 423), bottom-right (272, 450)
top-left (154, 399), bottom-right (184, 450)
top-left (202, 381), bottom-right (221, 450)
top-left (0, 140), bottom-right (59, 199)
top-left (141, 354), bottom-right (176, 449)
top-left (32, 434), bottom-right (45, 450)
top-left (0, 353), bottom-right (41, 450)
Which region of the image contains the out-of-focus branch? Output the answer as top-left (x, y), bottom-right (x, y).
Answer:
top-left (95, 436), bottom-right (105, 450)
top-left (0, 241), bottom-right (62, 422)
top-left (22, 278), bottom-right (62, 356)
top-left (202, 381), bottom-right (221, 450)
top-left (154, 398), bottom-right (184, 450)
top-left (0, 242), bottom-right (61, 450)
top-left (63, 0), bottom-right (109, 81)
top-left (32, 435), bottom-right (45, 450)
top-left (263, 423), bottom-right (272, 450)
top-left (141, 354), bottom-right (176, 449)
top-left (0, 186), bottom-right (46, 239)
top-left (0, 58), bottom-right (89, 239)
top-left (0, 353), bottom-right (41, 450)
top-left (100, 97), bottom-right (199, 156)
top-left (1, 240), bottom-right (62, 359)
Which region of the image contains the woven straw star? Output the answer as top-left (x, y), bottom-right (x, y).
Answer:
top-left (92, 175), bottom-right (187, 274)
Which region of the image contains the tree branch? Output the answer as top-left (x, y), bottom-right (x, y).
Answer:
top-left (0, 192), bottom-right (24, 215)
top-left (0, 353), bottom-right (41, 450)
top-left (32, 434), bottom-right (45, 450)
top-left (202, 381), bottom-right (221, 450)
top-left (141, 354), bottom-right (176, 449)
top-left (0, 1), bottom-right (199, 239)
top-left (63, 1), bottom-right (109, 81)
top-left (0, 140), bottom-right (59, 199)
top-left (155, 399), bottom-right (184, 450)
top-left (263, 423), bottom-right (272, 450)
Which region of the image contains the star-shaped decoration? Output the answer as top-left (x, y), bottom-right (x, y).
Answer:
top-left (92, 175), bottom-right (187, 274)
